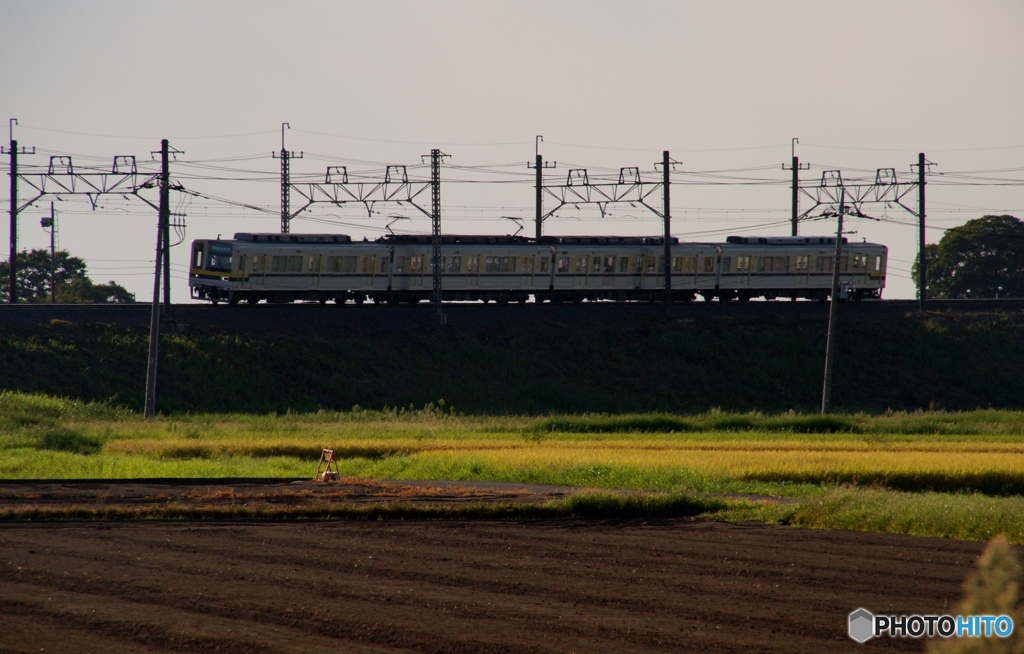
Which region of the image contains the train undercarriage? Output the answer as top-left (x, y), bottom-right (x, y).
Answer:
top-left (192, 285), bottom-right (881, 305)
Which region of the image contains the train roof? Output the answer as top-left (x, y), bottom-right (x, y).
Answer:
top-left (212, 232), bottom-right (884, 248)
top-left (232, 233), bottom-right (352, 243)
top-left (726, 235), bottom-right (848, 245)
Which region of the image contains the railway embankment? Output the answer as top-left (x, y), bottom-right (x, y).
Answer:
top-left (1, 301), bottom-right (1022, 414)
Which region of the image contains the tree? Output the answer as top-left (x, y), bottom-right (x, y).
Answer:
top-left (913, 215), bottom-right (1024, 299)
top-left (0, 249), bottom-right (135, 303)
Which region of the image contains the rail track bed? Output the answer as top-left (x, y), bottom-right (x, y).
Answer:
top-left (2, 298), bottom-right (1023, 333)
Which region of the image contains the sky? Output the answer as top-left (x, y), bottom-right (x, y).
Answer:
top-left (2, 0), bottom-right (1022, 301)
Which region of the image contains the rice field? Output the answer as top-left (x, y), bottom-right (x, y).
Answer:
top-left (5, 391), bottom-right (1024, 542)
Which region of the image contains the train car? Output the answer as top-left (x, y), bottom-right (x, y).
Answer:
top-left (719, 236), bottom-right (886, 301)
top-left (189, 232), bottom-right (887, 304)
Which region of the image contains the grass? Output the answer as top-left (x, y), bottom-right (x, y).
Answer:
top-left (723, 489), bottom-right (1024, 544)
top-left (5, 392), bottom-right (1024, 541)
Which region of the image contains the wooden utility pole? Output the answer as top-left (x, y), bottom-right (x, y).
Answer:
top-left (821, 187), bottom-right (846, 414)
top-left (144, 139), bottom-right (170, 419)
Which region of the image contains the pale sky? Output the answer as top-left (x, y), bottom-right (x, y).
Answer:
top-left (2, 0), bottom-right (1022, 300)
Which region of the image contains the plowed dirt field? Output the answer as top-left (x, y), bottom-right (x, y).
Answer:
top-left (0, 514), bottom-right (983, 652)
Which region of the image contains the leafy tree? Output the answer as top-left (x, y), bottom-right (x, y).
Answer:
top-left (913, 215), bottom-right (1024, 299)
top-left (0, 249), bottom-right (135, 303)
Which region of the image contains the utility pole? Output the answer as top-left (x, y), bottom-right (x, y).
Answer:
top-left (821, 187), bottom-right (846, 414)
top-left (425, 148), bottom-right (449, 324)
top-left (782, 138), bottom-right (809, 236)
top-left (917, 152), bottom-right (927, 310)
top-left (162, 193), bottom-right (171, 309)
top-left (273, 123), bottom-right (303, 233)
top-left (4, 119), bottom-right (34, 304)
top-left (662, 150), bottom-right (672, 309)
top-left (527, 136), bottom-right (556, 240)
top-left (144, 139), bottom-right (170, 419)
top-left (40, 203), bottom-right (55, 303)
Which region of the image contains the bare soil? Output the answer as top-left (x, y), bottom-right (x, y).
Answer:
top-left (0, 507), bottom-right (983, 652)
top-left (0, 478), bottom-right (574, 516)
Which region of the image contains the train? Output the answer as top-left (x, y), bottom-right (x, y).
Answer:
top-left (188, 232), bottom-right (887, 304)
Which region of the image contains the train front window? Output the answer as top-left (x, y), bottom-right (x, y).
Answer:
top-left (192, 243), bottom-right (204, 269)
top-left (207, 243), bottom-right (233, 272)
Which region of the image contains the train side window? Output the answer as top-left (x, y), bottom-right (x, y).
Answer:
top-left (703, 257), bottom-right (714, 273)
top-left (736, 256), bottom-right (750, 272)
top-left (523, 256), bottom-right (534, 274)
top-left (839, 256), bottom-right (849, 272)
top-left (775, 256), bottom-right (789, 272)
top-left (816, 256), bottom-right (833, 273)
top-left (590, 256), bottom-right (601, 273)
top-left (237, 255), bottom-right (246, 273)
top-left (287, 256), bottom-right (303, 273)
top-left (380, 257), bottom-right (388, 273)
top-left (395, 256), bottom-right (406, 273)
top-left (757, 256), bottom-right (772, 273)
top-left (574, 257), bottom-right (584, 273)
top-left (795, 256), bottom-right (809, 272)
top-left (721, 256), bottom-right (731, 273)
top-left (447, 256), bottom-right (461, 273)
top-left (485, 256), bottom-right (500, 273)
top-left (539, 257), bottom-right (549, 273)
top-left (409, 255), bottom-right (423, 273)
top-left (671, 256), bottom-right (682, 273)
top-left (619, 256), bottom-right (629, 273)
top-left (557, 257), bottom-right (569, 273)
top-left (271, 256), bottom-right (284, 273)
top-left (604, 256), bottom-right (615, 273)
top-left (327, 256), bottom-right (340, 272)
top-left (501, 256), bottom-right (517, 273)
top-left (467, 256), bottom-right (479, 274)
top-left (362, 256), bottom-right (374, 273)
top-left (340, 256), bottom-right (356, 272)
top-left (192, 243), bottom-right (204, 269)
top-left (645, 256), bottom-right (656, 273)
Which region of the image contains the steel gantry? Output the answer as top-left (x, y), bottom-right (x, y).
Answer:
top-left (4, 139), bottom-right (179, 304)
top-left (795, 153), bottom-right (933, 308)
top-left (531, 151), bottom-right (678, 305)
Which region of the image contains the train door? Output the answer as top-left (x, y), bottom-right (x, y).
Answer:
top-left (575, 252), bottom-right (589, 288)
top-left (256, 254), bottom-right (267, 287)
top-left (361, 254), bottom-right (375, 289)
top-left (310, 254), bottom-right (323, 288)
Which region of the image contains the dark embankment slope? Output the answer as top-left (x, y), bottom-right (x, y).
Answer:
top-left (1, 302), bottom-right (1022, 413)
